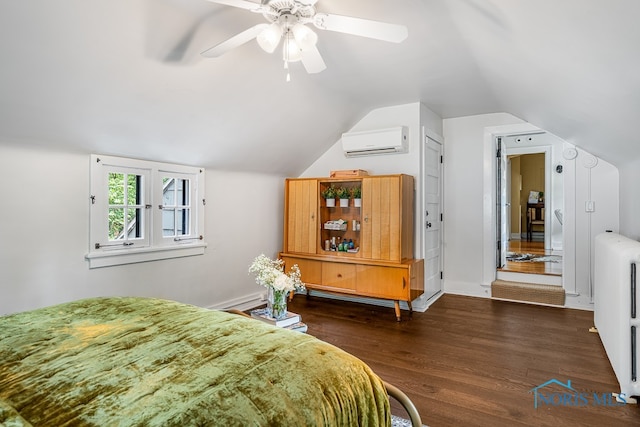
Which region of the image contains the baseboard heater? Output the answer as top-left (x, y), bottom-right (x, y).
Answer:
top-left (594, 232), bottom-right (640, 400)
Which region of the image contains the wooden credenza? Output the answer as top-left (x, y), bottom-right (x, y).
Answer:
top-left (280, 174), bottom-right (424, 320)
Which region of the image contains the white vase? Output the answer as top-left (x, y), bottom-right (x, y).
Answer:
top-left (339, 198), bottom-right (349, 207)
top-left (325, 198), bottom-right (336, 207)
top-left (354, 198), bottom-right (362, 207)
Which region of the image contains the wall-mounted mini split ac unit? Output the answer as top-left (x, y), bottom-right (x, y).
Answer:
top-left (341, 126), bottom-right (408, 157)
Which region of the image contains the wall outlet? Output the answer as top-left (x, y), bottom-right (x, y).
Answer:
top-left (585, 201), bottom-right (595, 212)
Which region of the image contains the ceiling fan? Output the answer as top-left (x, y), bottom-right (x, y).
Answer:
top-left (201, 0), bottom-right (408, 80)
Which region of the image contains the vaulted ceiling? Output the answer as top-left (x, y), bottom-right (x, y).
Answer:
top-left (1, 0), bottom-right (638, 175)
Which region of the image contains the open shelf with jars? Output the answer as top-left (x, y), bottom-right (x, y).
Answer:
top-left (319, 180), bottom-right (361, 255)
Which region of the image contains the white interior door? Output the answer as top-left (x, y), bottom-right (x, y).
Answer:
top-left (423, 137), bottom-right (442, 300)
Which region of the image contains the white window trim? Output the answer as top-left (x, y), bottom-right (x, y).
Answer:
top-left (86, 154), bottom-right (206, 268)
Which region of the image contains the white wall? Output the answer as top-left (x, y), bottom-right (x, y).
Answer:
top-left (303, 102), bottom-right (425, 177)
top-left (570, 148), bottom-right (619, 308)
top-left (442, 113), bottom-right (619, 310)
top-left (0, 144), bottom-right (285, 315)
top-left (442, 113), bottom-right (526, 297)
top-left (619, 158), bottom-right (640, 240)
top-left (545, 145), bottom-right (619, 309)
top-left (300, 102), bottom-right (443, 310)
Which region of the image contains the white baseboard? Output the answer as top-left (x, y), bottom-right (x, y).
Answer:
top-left (443, 280), bottom-right (491, 298)
top-left (423, 291), bottom-right (445, 309)
top-left (207, 291), bottom-right (265, 311)
top-left (563, 293), bottom-right (595, 311)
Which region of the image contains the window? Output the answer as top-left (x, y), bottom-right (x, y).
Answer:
top-left (161, 176), bottom-right (191, 238)
top-left (108, 169), bottom-right (148, 246)
top-left (86, 155), bottom-right (206, 268)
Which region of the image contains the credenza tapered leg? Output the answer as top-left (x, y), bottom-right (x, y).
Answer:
top-left (394, 301), bottom-right (401, 321)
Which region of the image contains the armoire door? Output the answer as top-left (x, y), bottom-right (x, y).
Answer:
top-left (284, 179), bottom-right (318, 254)
top-left (360, 176), bottom-right (402, 261)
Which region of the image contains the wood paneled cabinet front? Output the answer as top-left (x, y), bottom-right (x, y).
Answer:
top-left (283, 179), bottom-right (318, 254)
top-left (281, 174), bottom-right (423, 320)
top-left (360, 175), bottom-right (414, 262)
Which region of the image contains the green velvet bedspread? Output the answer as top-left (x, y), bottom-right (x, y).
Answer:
top-left (0, 297), bottom-right (390, 426)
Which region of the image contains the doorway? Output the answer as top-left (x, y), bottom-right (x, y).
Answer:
top-left (482, 123), bottom-right (570, 291)
top-left (496, 136), bottom-right (563, 283)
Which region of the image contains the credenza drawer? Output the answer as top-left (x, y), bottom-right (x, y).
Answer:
top-left (321, 262), bottom-right (356, 291)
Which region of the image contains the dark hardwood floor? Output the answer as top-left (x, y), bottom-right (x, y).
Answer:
top-left (287, 294), bottom-right (640, 427)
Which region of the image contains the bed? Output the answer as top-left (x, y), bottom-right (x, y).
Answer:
top-left (0, 296), bottom-right (419, 426)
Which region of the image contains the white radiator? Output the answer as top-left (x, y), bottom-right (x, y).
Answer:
top-left (594, 232), bottom-right (640, 399)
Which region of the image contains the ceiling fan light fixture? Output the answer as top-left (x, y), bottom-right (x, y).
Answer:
top-left (292, 23), bottom-right (317, 51)
top-left (203, 0), bottom-right (408, 77)
top-left (282, 32), bottom-right (302, 62)
top-left (257, 22), bottom-right (282, 53)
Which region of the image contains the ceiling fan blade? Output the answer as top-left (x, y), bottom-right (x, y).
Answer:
top-left (301, 46), bottom-right (327, 74)
top-left (313, 13), bottom-right (408, 43)
top-left (201, 24), bottom-right (268, 58)
top-left (203, 0), bottom-right (262, 12)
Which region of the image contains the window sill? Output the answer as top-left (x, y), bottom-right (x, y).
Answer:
top-left (85, 242), bottom-right (207, 269)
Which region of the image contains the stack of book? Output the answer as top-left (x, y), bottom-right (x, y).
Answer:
top-left (250, 308), bottom-right (308, 333)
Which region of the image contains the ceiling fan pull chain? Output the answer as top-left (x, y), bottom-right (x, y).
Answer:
top-left (283, 34), bottom-right (292, 82)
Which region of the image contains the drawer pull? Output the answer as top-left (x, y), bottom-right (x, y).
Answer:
top-left (337, 274), bottom-right (342, 278)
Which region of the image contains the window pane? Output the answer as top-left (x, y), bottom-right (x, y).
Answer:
top-left (109, 208), bottom-right (125, 240)
top-left (178, 179), bottom-right (190, 205)
top-left (163, 178), bottom-right (175, 206)
top-left (127, 208), bottom-right (143, 238)
top-left (108, 173), bottom-right (124, 205)
top-left (127, 174), bottom-right (141, 206)
top-left (163, 209), bottom-right (175, 237)
top-left (177, 209), bottom-right (190, 236)
top-left (163, 177), bottom-right (190, 207)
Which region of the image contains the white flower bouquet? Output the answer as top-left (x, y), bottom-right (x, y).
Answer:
top-left (248, 254), bottom-right (305, 319)
top-left (248, 254), bottom-right (305, 292)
